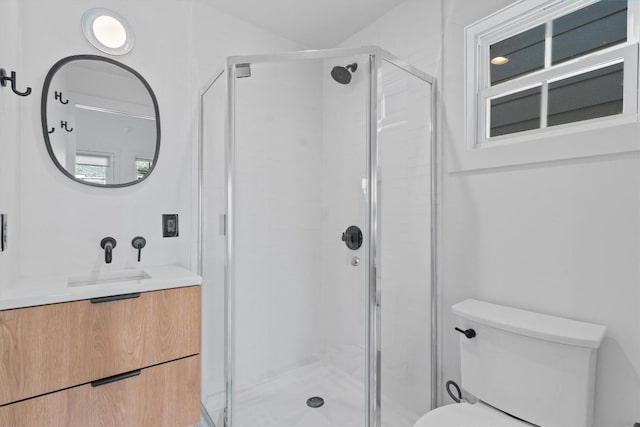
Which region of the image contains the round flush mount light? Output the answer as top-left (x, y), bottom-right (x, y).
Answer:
top-left (490, 56), bottom-right (509, 65)
top-left (82, 8), bottom-right (135, 56)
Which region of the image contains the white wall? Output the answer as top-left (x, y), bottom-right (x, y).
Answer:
top-left (2, 0), bottom-right (197, 286)
top-left (191, 1), bottom-right (313, 415)
top-left (340, 0), bottom-right (640, 426)
top-left (338, 0), bottom-right (442, 78)
top-left (442, 1), bottom-right (640, 426)
top-left (0, 0), bottom-right (21, 288)
top-left (0, 0), bottom-right (303, 290)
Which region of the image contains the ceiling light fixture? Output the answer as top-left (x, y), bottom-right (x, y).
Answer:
top-left (490, 56), bottom-right (509, 65)
top-left (82, 9), bottom-right (135, 56)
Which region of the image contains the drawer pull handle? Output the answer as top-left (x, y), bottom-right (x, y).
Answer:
top-left (91, 369), bottom-right (141, 387)
top-left (90, 292), bottom-right (141, 304)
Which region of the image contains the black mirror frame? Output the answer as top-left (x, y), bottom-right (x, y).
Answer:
top-left (41, 55), bottom-right (161, 188)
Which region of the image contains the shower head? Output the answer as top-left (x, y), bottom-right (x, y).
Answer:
top-left (331, 63), bottom-right (358, 85)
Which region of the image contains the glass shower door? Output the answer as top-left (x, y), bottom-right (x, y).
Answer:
top-left (377, 58), bottom-right (434, 426)
top-left (227, 55), bottom-right (371, 427)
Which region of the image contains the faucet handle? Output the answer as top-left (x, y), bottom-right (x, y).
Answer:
top-left (131, 236), bottom-right (146, 262)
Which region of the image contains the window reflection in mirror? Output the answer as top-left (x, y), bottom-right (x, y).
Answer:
top-left (136, 158), bottom-right (153, 180)
top-left (75, 152), bottom-right (112, 184)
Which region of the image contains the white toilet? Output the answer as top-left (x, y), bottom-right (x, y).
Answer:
top-left (415, 299), bottom-right (606, 427)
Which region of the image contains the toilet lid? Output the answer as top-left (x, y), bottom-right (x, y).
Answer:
top-left (414, 402), bottom-right (529, 427)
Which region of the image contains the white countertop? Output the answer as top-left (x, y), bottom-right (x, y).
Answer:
top-left (0, 265), bottom-right (202, 310)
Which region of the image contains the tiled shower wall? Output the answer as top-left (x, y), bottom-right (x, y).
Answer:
top-left (232, 60), bottom-right (325, 387)
top-left (318, 56), bottom-right (369, 375)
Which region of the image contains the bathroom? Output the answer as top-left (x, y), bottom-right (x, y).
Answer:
top-left (0, 0), bottom-right (638, 426)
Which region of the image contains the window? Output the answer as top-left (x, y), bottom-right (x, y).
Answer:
top-left (136, 158), bottom-right (152, 180)
top-left (490, 25), bottom-right (545, 85)
top-left (75, 153), bottom-right (113, 184)
top-left (466, 0), bottom-right (638, 150)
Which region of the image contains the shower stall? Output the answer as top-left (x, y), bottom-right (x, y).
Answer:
top-left (199, 47), bottom-right (436, 427)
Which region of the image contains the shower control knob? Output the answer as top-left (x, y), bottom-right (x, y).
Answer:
top-left (341, 225), bottom-right (363, 250)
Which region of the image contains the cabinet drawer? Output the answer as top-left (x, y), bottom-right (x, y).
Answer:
top-left (0, 286), bottom-right (200, 405)
top-left (0, 354), bottom-right (201, 427)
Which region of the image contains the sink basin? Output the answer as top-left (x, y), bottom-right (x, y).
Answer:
top-left (68, 269), bottom-right (151, 287)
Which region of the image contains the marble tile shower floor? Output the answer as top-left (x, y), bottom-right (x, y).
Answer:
top-left (231, 361), bottom-right (417, 427)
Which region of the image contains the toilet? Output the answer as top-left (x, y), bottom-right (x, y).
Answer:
top-left (416, 299), bottom-right (606, 427)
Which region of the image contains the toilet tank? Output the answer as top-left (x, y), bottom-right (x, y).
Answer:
top-left (452, 299), bottom-right (606, 427)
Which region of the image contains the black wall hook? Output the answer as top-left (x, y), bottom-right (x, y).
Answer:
top-left (55, 91), bottom-right (69, 104)
top-left (60, 120), bottom-right (73, 132)
top-left (0, 68), bottom-right (32, 97)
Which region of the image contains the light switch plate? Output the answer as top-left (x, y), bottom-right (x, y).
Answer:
top-left (1, 214), bottom-right (7, 252)
top-left (162, 214), bottom-right (179, 238)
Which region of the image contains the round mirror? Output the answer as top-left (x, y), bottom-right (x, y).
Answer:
top-left (42, 55), bottom-right (160, 187)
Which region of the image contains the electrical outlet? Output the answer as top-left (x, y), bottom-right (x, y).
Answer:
top-left (1, 214), bottom-right (7, 252)
top-left (162, 214), bottom-right (179, 238)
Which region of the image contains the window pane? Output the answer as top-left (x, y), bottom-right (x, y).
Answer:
top-left (490, 87), bottom-right (542, 137)
top-left (490, 25), bottom-right (545, 85)
top-left (136, 159), bottom-right (152, 180)
top-left (552, 0), bottom-right (627, 65)
top-left (75, 153), bottom-right (111, 184)
top-left (548, 62), bottom-right (623, 127)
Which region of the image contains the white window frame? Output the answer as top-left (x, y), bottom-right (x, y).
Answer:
top-left (457, 0), bottom-right (640, 171)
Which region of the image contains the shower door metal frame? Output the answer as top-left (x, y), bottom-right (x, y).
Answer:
top-left (198, 46), bottom-right (437, 427)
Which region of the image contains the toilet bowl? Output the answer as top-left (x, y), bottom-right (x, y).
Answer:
top-left (415, 401), bottom-right (529, 427)
top-left (414, 299), bottom-right (606, 427)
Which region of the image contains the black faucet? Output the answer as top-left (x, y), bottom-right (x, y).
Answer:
top-left (100, 237), bottom-right (117, 264)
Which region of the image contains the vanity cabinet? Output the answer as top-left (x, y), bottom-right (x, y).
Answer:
top-left (0, 285), bottom-right (201, 426)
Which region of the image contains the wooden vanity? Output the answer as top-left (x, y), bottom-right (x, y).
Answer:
top-left (0, 285), bottom-right (201, 426)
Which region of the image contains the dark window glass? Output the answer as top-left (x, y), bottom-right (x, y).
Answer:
top-left (490, 25), bottom-right (545, 85)
top-left (552, 1), bottom-right (627, 65)
top-left (490, 87), bottom-right (542, 137)
top-left (548, 63), bottom-right (623, 127)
